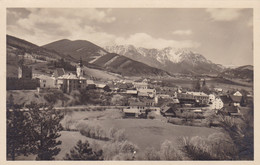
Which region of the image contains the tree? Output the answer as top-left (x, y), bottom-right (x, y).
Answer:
top-left (160, 140), bottom-right (182, 160)
top-left (218, 113), bottom-right (253, 160)
top-left (181, 133), bottom-right (236, 160)
top-left (26, 102), bottom-right (64, 160)
top-left (193, 79), bottom-right (201, 92)
top-left (181, 110), bottom-right (254, 160)
top-left (64, 140), bottom-right (103, 160)
top-left (7, 104), bottom-right (34, 160)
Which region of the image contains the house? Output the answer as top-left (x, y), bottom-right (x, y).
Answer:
top-left (209, 94), bottom-right (224, 110)
top-left (224, 105), bottom-right (241, 116)
top-left (123, 101), bottom-right (147, 118)
top-left (35, 74), bottom-right (57, 89)
top-left (86, 80), bottom-right (96, 89)
top-left (157, 94), bottom-right (171, 99)
top-left (230, 95), bottom-right (242, 107)
top-left (96, 83), bottom-right (111, 92)
top-left (138, 88), bottom-right (156, 98)
top-left (220, 93), bottom-right (243, 107)
top-left (219, 95), bottom-right (232, 106)
top-left (186, 92), bottom-right (209, 105)
top-left (57, 73), bottom-right (86, 93)
top-left (134, 82), bottom-right (148, 90)
top-left (160, 106), bottom-right (176, 117)
top-left (214, 88), bottom-right (223, 92)
top-left (178, 92), bottom-right (209, 105)
top-left (140, 97), bottom-right (156, 107)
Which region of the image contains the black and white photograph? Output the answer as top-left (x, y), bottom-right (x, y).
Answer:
top-left (4, 3), bottom-right (257, 163)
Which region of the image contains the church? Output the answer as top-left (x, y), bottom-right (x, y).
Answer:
top-left (57, 58), bottom-right (87, 93)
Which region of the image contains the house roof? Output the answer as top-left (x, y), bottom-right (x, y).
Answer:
top-left (230, 95), bottom-right (242, 103)
top-left (225, 105), bottom-right (239, 113)
top-left (57, 73), bottom-right (86, 80)
top-left (186, 92), bottom-right (208, 97)
top-left (123, 108), bottom-right (140, 114)
top-left (129, 101), bottom-right (146, 107)
top-left (233, 91), bottom-right (242, 96)
top-left (219, 95), bottom-right (232, 104)
top-left (86, 80), bottom-right (95, 85)
top-left (138, 89), bottom-right (156, 93)
top-left (96, 84), bottom-right (106, 88)
top-left (161, 106), bottom-right (175, 114)
top-left (35, 74), bottom-right (55, 80)
top-left (172, 99), bottom-right (180, 104)
top-left (126, 90), bottom-right (138, 94)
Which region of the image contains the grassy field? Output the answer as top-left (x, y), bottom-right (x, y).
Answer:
top-left (79, 118), bottom-right (219, 151)
top-left (14, 109), bottom-right (221, 160)
top-left (62, 109), bottom-right (220, 151)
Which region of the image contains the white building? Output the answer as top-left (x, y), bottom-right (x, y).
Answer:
top-left (134, 82), bottom-right (148, 90)
top-left (57, 73), bottom-right (86, 93)
top-left (34, 74), bottom-right (57, 89)
top-left (208, 94), bottom-right (224, 110)
top-left (138, 88), bottom-right (156, 98)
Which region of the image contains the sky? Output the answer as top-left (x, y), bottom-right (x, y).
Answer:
top-left (7, 8), bottom-right (253, 66)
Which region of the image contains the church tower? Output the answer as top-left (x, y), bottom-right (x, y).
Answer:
top-left (76, 57), bottom-right (84, 77)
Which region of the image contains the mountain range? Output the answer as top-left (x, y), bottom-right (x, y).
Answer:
top-left (7, 35), bottom-right (169, 77)
top-left (7, 34), bottom-right (253, 80)
top-left (218, 65), bottom-right (253, 81)
top-left (105, 45), bottom-right (224, 75)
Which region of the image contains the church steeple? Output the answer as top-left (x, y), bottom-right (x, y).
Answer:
top-left (76, 57), bottom-right (84, 77)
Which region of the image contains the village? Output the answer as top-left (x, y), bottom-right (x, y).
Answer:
top-left (7, 58), bottom-right (253, 125)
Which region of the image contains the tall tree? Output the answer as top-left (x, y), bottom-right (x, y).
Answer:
top-left (7, 104), bottom-right (34, 160)
top-left (64, 140), bottom-right (103, 160)
top-left (26, 102), bottom-right (64, 160)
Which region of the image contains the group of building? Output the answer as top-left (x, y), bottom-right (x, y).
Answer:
top-left (9, 59), bottom-right (252, 118)
top-left (123, 85), bottom-right (251, 118)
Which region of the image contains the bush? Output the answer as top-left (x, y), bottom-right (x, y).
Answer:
top-left (143, 147), bottom-right (160, 160)
top-left (44, 90), bottom-right (69, 105)
top-left (160, 140), bottom-right (183, 160)
top-left (167, 118), bottom-right (184, 125)
top-left (180, 133), bottom-right (237, 160)
top-left (77, 123), bottom-right (109, 141)
top-left (102, 140), bottom-right (139, 160)
top-left (63, 115), bottom-right (75, 131)
top-left (113, 129), bottom-right (127, 142)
